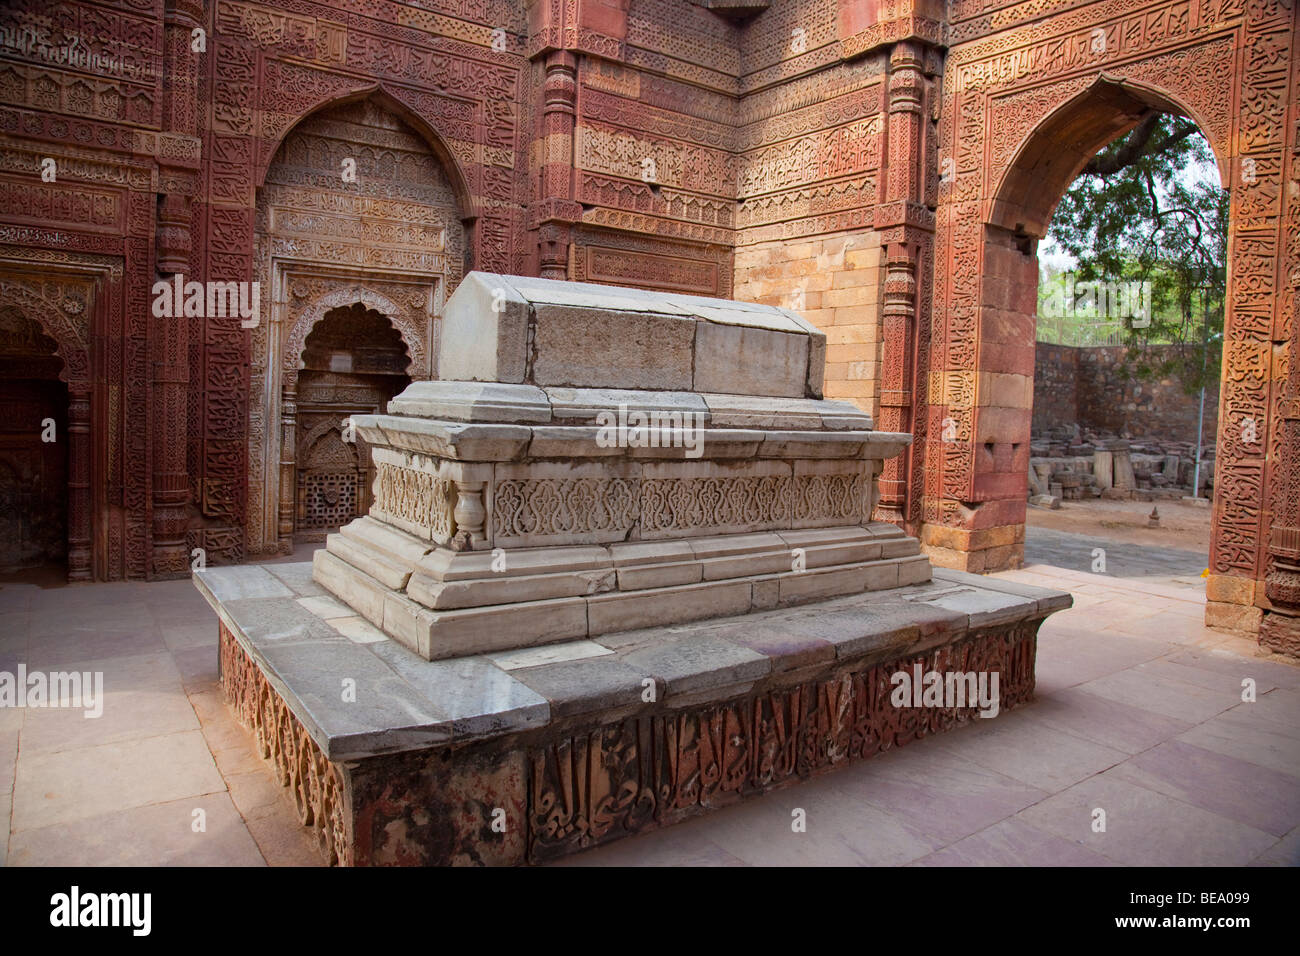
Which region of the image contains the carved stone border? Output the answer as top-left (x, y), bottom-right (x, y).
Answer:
top-left (218, 621), bottom-right (352, 866)
top-left (219, 615), bottom-right (1040, 866)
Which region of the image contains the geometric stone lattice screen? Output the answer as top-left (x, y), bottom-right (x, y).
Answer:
top-left (196, 275), bottom-right (1069, 865)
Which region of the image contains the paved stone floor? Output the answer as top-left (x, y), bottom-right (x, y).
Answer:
top-left (1, 532), bottom-right (1297, 867)
top-left (1024, 526), bottom-right (1208, 579)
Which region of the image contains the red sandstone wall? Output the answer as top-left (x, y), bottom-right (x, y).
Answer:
top-left (568, 0), bottom-right (739, 296)
top-left (730, 2), bottom-right (890, 417)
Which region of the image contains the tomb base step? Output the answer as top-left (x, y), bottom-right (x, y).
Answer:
top-left (195, 562), bottom-right (1069, 866)
top-left (314, 518), bottom-right (929, 660)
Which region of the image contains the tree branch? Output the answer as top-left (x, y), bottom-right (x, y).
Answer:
top-left (1082, 113), bottom-right (1199, 177)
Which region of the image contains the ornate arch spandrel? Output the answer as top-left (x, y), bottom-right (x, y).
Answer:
top-left (296, 415), bottom-right (359, 462)
top-left (0, 278), bottom-right (92, 385)
top-left (987, 67), bottom-right (1237, 239)
top-left (283, 287), bottom-right (424, 381)
top-left (253, 82), bottom-right (476, 227)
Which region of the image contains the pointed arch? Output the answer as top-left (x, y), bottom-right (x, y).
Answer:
top-left (254, 84), bottom-right (475, 225)
top-left (989, 74), bottom-right (1227, 240)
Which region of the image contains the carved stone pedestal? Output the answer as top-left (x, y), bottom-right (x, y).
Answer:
top-left (1260, 612), bottom-right (1300, 658)
top-left (197, 561), bottom-right (1068, 866)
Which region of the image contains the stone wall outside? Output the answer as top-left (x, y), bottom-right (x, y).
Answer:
top-left (1033, 343), bottom-right (1220, 446)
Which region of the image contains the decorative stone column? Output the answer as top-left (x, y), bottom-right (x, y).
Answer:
top-left (279, 379), bottom-right (298, 554)
top-left (67, 385), bottom-right (92, 582)
top-left (451, 480), bottom-right (487, 550)
top-left (526, 0), bottom-right (630, 279)
top-left (536, 51), bottom-right (578, 279)
top-left (150, 0), bottom-right (202, 577)
top-left (874, 40), bottom-right (936, 532)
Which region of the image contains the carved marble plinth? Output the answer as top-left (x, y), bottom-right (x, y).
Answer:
top-left (195, 560), bottom-right (1070, 866)
top-left (313, 273), bottom-right (927, 660)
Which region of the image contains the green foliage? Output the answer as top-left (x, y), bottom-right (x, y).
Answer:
top-left (1040, 113), bottom-right (1227, 396)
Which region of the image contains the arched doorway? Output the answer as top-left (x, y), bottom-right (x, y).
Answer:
top-left (247, 93), bottom-right (468, 556)
top-left (0, 306), bottom-right (68, 579)
top-left (293, 304), bottom-right (411, 541)
top-left (923, 75), bottom-right (1239, 583)
top-left (1026, 109), bottom-right (1226, 577)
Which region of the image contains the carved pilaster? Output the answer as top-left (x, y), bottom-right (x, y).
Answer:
top-left (150, 0), bottom-right (202, 577)
top-left (873, 40), bottom-right (935, 527)
top-left (536, 50), bottom-right (579, 280)
top-left (1261, 365), bottom-right (1300, 656)
top-left (67, 386), bottom-right (92, 582)
top-left (279, 381), bottom-right (298, 554)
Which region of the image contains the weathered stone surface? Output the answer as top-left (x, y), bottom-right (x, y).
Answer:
top-left (220, 596), bottom-right (347, 647)
top-left (324, 534), bottom-right (414, 591)
top-left (776, 527), bottom-right (877, 566)
top-left (435, 273), bottom-right (530, 384)
top-left (897, 554), bottom-right (934, 586)
top-left (414, 597), bottom-right (591, 660)
top-left (361, 416), bottom-right (533, 460)
top-left (195, 566), bottom-right (293, 604)
top-left (704, 619), bottom-right (837, 672)
top-left (255, 638), bottom-right (455, 759)
top-left (913, 585), bottom-right (1036, 630)
top-left (386, 380), bottom-right (551, 423)
top-left (780, 603), bottom-right (928, 663)
top-left (339, 517), bottom-right (433, 568)
top-left (616, 560), bottom-right (704, 590)
top-left (366, 643), bottom-right (551, 738)
top-left (587, 579), bottom-right (753, 634)
top-left (487, 640), bottom-right (614, 671)
top-left (931, 567), bottom-right (1074, 615)
top-left (313, 550), bottom-right (389, 627)
top-left (544, 387), bottom-right (709, 422)
top-left (693, 322), bottom-right (809, 398)
top-left (619, 633), bottom-right (771, 696)
top-left (701, 394), bottom-right (834, 430)
top-left (511, 657), bottom-right (653, 717)
top-left (532, 304), bottom-right (697, 390)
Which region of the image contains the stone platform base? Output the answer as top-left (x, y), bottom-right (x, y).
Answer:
top-left (316, 517), bottom-right (931, 660)
top-left (195, 562), bottom-right (1070, 866)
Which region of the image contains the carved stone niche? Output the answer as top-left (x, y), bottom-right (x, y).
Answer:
top-left (314, 273), bottom-right (927, 660)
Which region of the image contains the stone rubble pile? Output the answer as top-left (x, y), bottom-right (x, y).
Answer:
top-left (1028, 424), bottom-right (1214, 508)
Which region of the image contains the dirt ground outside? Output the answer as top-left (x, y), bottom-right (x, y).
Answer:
top-left (1026, 497), bottom-right (1212, 554)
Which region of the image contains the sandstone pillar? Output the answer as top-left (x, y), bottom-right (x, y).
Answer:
top-left (150, 0), bottom-right (201, 577)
